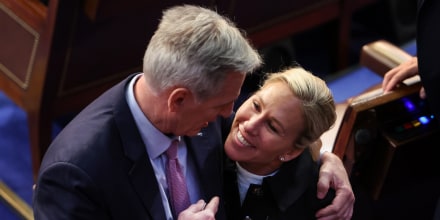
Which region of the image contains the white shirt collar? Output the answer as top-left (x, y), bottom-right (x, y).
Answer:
top-left (125, 73), bottom-right (173, 158)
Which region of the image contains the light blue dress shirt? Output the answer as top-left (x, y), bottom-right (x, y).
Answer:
top-left (125, 74), bottom-right (201, 219)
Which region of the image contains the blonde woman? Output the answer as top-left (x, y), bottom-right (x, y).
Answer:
top-left (224, 67), bottom-right (337, 220)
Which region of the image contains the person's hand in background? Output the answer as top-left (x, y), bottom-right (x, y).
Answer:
top-left (382, 57), bottom-right (426, 99)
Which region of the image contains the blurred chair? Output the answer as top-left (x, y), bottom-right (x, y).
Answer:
top-left (0, 0), bottom-right (166, 179)
top-left (0, 180), bottom-right (33, 220)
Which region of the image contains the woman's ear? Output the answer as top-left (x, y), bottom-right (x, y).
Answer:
top-left (168, 87), bottom-right (191, 112)
top-left (281, 148), bottom-right (304, 162)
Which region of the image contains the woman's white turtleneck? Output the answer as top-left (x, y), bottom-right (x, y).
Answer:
top-left (235, 162), bottom-right (278, 204)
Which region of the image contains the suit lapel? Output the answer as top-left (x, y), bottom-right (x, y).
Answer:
top-left (185, 124), bottom-right (223, 200)
top-left (112, 75), bottom-right (166, 219)
top-left (128, 155), bottom-right (166, 220)
top-left (185, 118), bottom-right (226, 219)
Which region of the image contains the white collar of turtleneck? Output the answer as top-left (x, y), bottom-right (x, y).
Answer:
top-left (235, 162), bottom-right (278, 204)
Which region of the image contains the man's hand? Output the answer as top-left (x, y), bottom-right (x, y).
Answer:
top-left (178, 196), bottom-right (219, 220)
top-left (316, 152), bottom-right (355, 220)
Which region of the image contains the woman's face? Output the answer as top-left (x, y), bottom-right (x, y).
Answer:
top-left (224, 81), bottom-right (305, 175)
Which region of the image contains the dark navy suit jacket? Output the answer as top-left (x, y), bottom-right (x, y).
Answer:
top-left (417, 0), bottom-right (440, 120)
top-left (33, 74), bottom-right (230, 219)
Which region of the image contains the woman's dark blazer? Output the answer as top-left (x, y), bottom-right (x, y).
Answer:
top-left (223, 150), bottom-right (335, 220)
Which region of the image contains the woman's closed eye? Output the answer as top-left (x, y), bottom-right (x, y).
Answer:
top-left (252, 100), bottom-right (261, 112)
top-left (253, 100), bottom-right (280, 134)
top-left (268, 122), bottom-right (279, 133)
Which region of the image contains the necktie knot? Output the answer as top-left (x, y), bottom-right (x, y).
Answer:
top-left (166, 140), bottom-right (179, 159)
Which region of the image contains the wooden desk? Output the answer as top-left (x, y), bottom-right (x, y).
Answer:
top-left (329, 40), bottom-right (440, 200)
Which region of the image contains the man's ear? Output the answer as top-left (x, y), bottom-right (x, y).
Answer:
top-left (168, 87), bottom-right (191, 112)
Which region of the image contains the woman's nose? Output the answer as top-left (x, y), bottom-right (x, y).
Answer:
top-left (243, 116), bottom-right (260, 136)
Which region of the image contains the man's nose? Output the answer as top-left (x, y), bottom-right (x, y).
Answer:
top-left (219, 102), bottom-right (234, 118)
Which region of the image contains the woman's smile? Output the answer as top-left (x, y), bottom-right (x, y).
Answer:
top-left (236, 130), bottom-right (253, 148)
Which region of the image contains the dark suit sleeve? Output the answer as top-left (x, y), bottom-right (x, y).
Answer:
top-left (417, 0), bottom-right (440, 119)
top-left (308, 187), bottom-right (336, 214)
top-left (33, 163), bottom-right (108, 219)
top-left (303, 166), bottom-right (336, 219)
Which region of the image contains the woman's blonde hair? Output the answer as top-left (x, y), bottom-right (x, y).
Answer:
top-left (262, 67), bottom-right (336, 148)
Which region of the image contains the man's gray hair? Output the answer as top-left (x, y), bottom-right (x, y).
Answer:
top-left (143, 5), bottom-right (262, 101)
